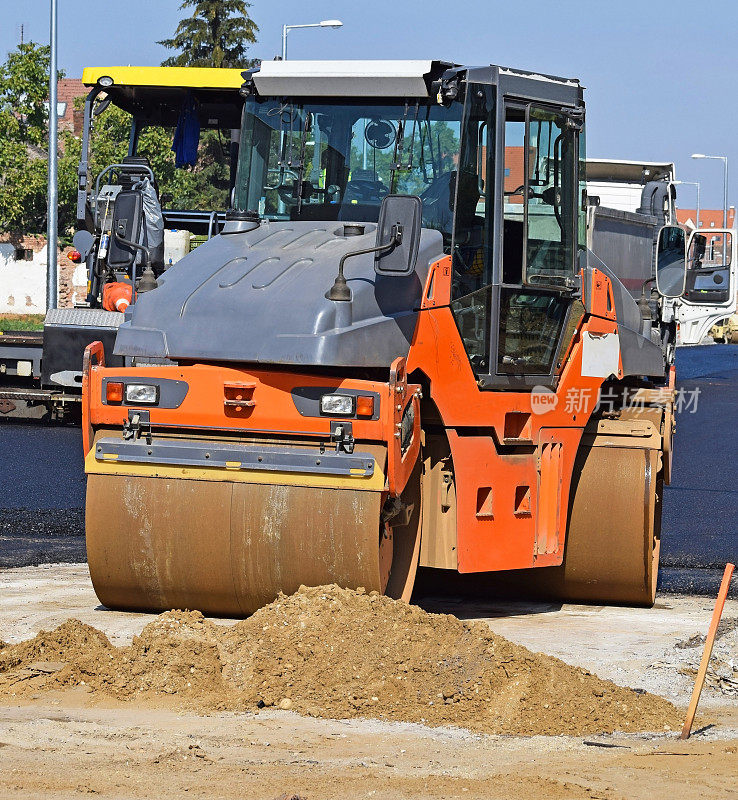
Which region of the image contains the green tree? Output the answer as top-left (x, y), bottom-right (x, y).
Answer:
top-left (0, 42), bottom-right (61, 234)
top-left (158, 0), bottom-right (259, 68)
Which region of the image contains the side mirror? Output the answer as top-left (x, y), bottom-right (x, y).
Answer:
top-left (374, 194), bottom-right (422, 276)
top-left (655, 225), bottom-right (687, 298)
top-left (72, 229), bottom-right (95, 260)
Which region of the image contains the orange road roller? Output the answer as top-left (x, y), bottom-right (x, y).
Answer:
top-left (81, 59), bottom-right (685, 614)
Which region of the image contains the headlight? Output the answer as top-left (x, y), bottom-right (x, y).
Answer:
top-left (125, 384), bottom-right (159, 405)
top-left (320, 394), bottom-right (355, 415)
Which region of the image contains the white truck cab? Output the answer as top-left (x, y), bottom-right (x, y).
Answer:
top-left (586, 158), bottom-right (736, 346)
top-left (677, 227), bottom-right (736, 345)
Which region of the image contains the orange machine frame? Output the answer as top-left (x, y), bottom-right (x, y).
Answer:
top-left (405, 257), bottom-right (622, 573)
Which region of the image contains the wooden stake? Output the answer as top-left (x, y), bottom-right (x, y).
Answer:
top-left (680, 562), bottom-right (735, 740)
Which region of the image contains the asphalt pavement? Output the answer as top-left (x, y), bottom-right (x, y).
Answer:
top-left (0, 344), bottom-right (736, 596)
top-left (0, 420), bottom-right (85, 566)
top-left (660, 343), bottom-right (738, 595)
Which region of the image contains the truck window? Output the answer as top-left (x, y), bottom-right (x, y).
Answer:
top-left (684, 231), bottom-right (733, 304)
top-left (235, 97), bottom-right (462, 232)
top-left (502, 106), bottom-right (526, 283)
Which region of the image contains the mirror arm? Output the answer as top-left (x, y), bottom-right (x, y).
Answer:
top-left (638, 277), bottom-right (656, 334)
top-left (327, 227), bottom-right (402, 302)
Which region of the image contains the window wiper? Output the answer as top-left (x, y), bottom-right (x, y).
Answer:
top-left (390, 101), bottom-right (420, 193)
top-left (418, 113), bottom-right (436, 183)
top-left (268, 102), bottom-right (311, 209)
top-left (294, 111), bottom-right (312, 212)
top-left (268, 101), bottom-right (297, 187)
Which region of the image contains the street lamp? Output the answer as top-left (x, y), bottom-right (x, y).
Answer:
top-left (674, 180), bottom-right (701, 228)
top-left (281, 20), bottom-right (343, 60)
top-left (691, 153), bottom-right (729, 229)
top-left (47, 0), bottom-right (58, 311)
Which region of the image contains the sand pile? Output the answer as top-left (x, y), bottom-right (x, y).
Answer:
top-left (0, 585), bottom-right (680, 735)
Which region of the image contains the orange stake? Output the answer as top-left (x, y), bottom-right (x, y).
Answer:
top-left (680, 562), bottom-right (735, 739)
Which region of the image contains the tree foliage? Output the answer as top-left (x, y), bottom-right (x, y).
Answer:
top-left (158, 0), bottom-right (259, 68)
top-left (0, 0), bottom-right (261, 237)
top-left (0, 42), bottom-right (58, 233)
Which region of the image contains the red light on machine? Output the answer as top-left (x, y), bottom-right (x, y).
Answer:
top-left (69, 249), bottom-right (82, 263)
top-left (106, 381), bottom-right (124, 404)
top-left (356, 395), bottom-right (375, 417)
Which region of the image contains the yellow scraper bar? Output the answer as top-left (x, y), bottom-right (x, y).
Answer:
top-left (82, 66), bottom-right (246, 90)
top-left (84, 450), bottom-right (386, 492)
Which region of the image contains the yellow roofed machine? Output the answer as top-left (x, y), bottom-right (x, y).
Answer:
top-left (82, 60), bottom-right (689, 615)
top-left (0, 67), bottom-right (244, 419)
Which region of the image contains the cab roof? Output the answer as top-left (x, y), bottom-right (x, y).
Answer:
top-left (81, 66), bottom-right (245, 128)
top-left (249, 60), bottom-right (582, 108)
top-left (586, 159), bottom-right (676, 184)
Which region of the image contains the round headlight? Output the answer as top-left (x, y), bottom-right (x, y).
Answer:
top-left (98, 75), bottom-right (114, 88)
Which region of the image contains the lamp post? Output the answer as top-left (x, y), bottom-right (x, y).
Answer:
top-left (674, 180), bottom-right (701, 228)
top-left (281, 20), bottom-right (343, 60)
top-left (691, 153), bottom-right (728, 229)
top-left (46, 0), bottom-right (58, 311)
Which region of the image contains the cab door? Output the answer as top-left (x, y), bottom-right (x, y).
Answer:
top-left (678, 229), bottom-right (737, 345)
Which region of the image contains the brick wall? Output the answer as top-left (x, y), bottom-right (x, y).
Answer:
top-left (0, 233), bottom-right (87, 312)
top-left (57, 79), bottom-right (86, 136)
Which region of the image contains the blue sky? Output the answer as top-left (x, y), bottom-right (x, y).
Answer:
top-left (1, 0), bottom-right (735, 212)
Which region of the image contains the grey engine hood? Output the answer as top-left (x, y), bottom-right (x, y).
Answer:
top-left (114, 221), bottom-right (444, 369)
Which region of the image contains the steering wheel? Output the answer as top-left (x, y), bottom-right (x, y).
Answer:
top-left (265, 167), bottom-right (298, 190)
top-left (345, 179), bottom-right (389, 204)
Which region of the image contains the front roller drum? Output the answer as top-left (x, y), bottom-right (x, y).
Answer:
top-left (86, 467), bottom-right (421, 616)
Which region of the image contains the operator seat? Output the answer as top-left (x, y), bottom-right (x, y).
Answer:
top-left (107, 156), bottom-right (165, 275)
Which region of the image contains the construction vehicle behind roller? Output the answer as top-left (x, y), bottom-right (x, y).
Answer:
top-left (82, 60), bottom-right (691, 614)
top-left (710, 314), bottom-right (738, 343)
top-left (0, 67), bottom-right (245, 420)
top-left (586, 158), bottom-right (737, 347)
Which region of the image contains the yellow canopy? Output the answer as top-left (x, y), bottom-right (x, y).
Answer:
top-left (82, 66), bottom-right (246, 90)
top-left (81, 66), bottom-right (247, 128)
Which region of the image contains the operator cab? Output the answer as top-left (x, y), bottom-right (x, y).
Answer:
top-left (235, 60), bottom-right (586, 388)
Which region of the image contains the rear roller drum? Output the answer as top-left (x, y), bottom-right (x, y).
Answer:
top-left (541, 443), bottom-right (662, 606)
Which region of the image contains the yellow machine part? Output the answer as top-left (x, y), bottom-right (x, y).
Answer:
top-left (85, 444), bottom-right (421, 616)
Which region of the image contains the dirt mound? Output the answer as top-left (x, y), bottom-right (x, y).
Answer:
top-left (0, 586), bottom-right (680, 735)
top-left (0, 619), bottom-right (114, 690)
top-left (99, 612), bottom-right (225, 700)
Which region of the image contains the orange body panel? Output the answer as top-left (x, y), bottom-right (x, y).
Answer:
top-left (406, 257), bottom-right (619, 572)
top-left (87, 365), bottom-right (388, 439)
top-left (83, 356), bottom-right (420, 497)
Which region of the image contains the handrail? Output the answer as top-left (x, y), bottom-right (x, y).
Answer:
top-left (93, 163), bottom-right (155, 228)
